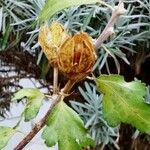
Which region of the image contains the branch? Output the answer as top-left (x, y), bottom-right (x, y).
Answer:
top-left (53, 67), bottom-right (58, 94)
top-left (14, 80), bottom-right (76, 150)
top-left (13, 1), bottom-right (126, 149)
top-left (94, 0), bottom-right (126, 49)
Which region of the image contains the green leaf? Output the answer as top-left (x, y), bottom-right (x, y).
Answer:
top-left (42, 101), bottom-right (94, 150)
top-left (96, 75), bottom-right (150, 134)
top-left (0, 126), bottom-right (15, 149)
top-left (12, 88), bottom-right (45, 121)
top-left (38, 0), bottom-right (106, 21)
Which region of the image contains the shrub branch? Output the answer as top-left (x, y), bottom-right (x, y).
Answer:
top-left (14, 80), bottom-right (76, 150)
top-left (13, 1), bottom-right (126, 149)
top-left (94, 0), bottom-right (126, 49)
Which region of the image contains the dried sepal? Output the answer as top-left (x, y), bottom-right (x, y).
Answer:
top-left (58, 32), bottom-right (96, 81)
top-left (38, 22), bottom-right (69, 65)
top-left (58, 37), bottom-right (74, 73)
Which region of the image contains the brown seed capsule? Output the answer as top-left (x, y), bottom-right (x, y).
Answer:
top-left (58, 32), bottom-right (96, 81)
top-left (38, 22), bottom-right (69, 65)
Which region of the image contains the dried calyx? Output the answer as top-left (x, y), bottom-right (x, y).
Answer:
top-left (38, 22), bottom-right (96, 81)
top-left (38, 22), bottom-right (69, 66)
top-left (58, 32), bottom-right (96, 81)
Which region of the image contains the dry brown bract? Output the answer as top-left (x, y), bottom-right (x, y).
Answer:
top-left (38, 22), bottom-right (96, 81)
top-left (38, 22), bottom-right (69, 65)
top-left (58, 32), bottom-right (96, 81)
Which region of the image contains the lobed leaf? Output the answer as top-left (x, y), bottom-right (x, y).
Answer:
top-left (96, 75), bottom-right (150, 134)
top-left (38, 0), bottom-right (106, 21)
top-left (42, 101), bottom-right (94, 150)
top-left (12, 88), bottom-right (45, 121)
top-left (0, 126), bottom-right (15, 149)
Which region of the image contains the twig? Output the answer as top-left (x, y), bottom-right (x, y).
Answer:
top-left (94, 0), bottom-right (126, 49)
top-left (14, 80), bottom-right (76, 150)
top-left (53, 67), bottom-right (58, 94)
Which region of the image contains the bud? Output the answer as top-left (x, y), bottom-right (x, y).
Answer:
top-left (38, 22), bottom-right (69, 65)
top-left (58, 32), bottom-right (96, 81)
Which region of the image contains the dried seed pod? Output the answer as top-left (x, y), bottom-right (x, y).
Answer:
top-left (58, 32), bottom-right (96, 81)
top-left (38, 22), bottom-right (69, 65)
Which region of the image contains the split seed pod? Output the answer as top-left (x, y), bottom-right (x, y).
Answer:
top-left (58, 32), bottom-right (96, 81)
top-left (38, 22), bottom-right (69, 66)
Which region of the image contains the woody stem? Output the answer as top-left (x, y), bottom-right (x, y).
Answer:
top-left (53, 67), bottom-right (58, 94)
top-left (94, 0), bottom-right (126, 49)
top-left (14, 80), bottom-right (76, 150)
